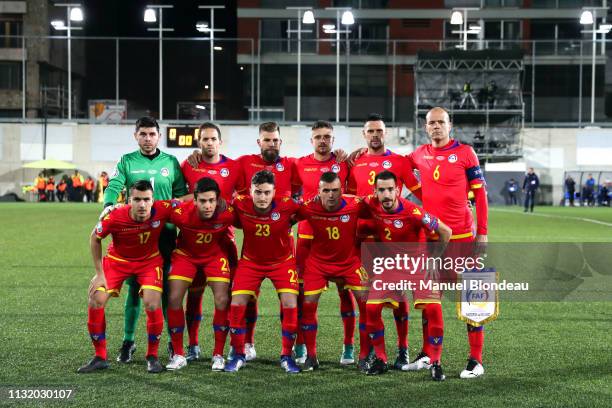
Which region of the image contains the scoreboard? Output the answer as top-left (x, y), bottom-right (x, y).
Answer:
top-left (166, 126), bottom-right (200, 148)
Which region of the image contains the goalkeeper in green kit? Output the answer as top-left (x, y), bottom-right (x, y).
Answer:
top-left (103, 116), bottom-right (188, 363)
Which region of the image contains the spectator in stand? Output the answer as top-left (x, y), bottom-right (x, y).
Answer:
top-left (46, 176), bottom-right (56, 202)
top-left (84, 176), bottom-right (95, 202)
top-left (57, 177), bottom-right (67, 202)
top-left (71, 170), bottom-right (84, 202)
top-left (34, 173), bottom-right (46, 202)
top-left (584, 174), bottom-right (596, 207)
top-left (598, 182), bottom-right (610, 207)
top-left (565, 175), bottom-right (576, 207)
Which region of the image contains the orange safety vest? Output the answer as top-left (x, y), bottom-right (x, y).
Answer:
top-left (36, 177), bottom-right (46, 190)
top-left (58, 183), bottom-right (67, 192)
top-left (84, 179), bottom-right (95, 191)
top-left (46, 182), bottom-right (55, 191)
top-left (72, 175), bottom-right (83, 187)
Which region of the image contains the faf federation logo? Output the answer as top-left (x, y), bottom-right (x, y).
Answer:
top-left (448, 154), bottom-right (458, 163)
top-left (340, 215), bottom-right (350, 223)
top-left (160, 167), bottom-right (170, 177)
top-left (271, 212), bottom-right (281, 221)
top-left (275, 162), bottom-right (285, 172)
top-left (220, 168), bottom-right (230, 177)
top-left (382, 160), bottom-right (392, 169)
top-left (393, 219), bottom-right (403, 228)
top-left (331, 164), bottom-right (341, 173)
top-left (151, 221), bottom-right (161, 228)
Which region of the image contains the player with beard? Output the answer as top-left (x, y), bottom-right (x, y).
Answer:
top-left (347, 114), bottom-right (422, 372)
top-left (292, 121), bottom-right (356, 366)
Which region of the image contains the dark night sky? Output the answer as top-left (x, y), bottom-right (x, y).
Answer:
top-left (80, 0), bottom-right (242, 119)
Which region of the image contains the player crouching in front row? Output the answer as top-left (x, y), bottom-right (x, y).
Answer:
top-left (78, 180), bottom-right (175, 374)
top-left (165, 177), bottom-right (235, 372)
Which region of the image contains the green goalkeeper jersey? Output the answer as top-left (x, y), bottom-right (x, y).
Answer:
top-left (103, 149), bottom-right (188, 206)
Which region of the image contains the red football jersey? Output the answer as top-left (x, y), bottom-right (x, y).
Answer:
top-left (237, 154), bottom-right (300, 197)
top-left (294, 153), bottom-right (349, 200)
top-left (407, 140), bottom-right (485, 237)
top-left (170, 200), bottom-right (235, 261)
top-left (296, 195), bottom-right (367, 265)
top-left (181, 154), bottom-right (243, 201)
top-left (364, 196), bottom-right (439, 242)
top-left (347, 149), bottom-right (421, 197)
top-left (233, 195), bottom-right (299, 264)
top-left (95, 201), bottom-right (174, 262)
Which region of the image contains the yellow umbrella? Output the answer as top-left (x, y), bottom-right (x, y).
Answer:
top-left (22, 159), bottom-right (77, 170)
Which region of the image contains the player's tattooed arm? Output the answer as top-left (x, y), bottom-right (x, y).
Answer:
top-left (88, 231), bottom-right (107, 298)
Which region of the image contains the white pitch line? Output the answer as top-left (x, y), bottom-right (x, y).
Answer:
top-left (491, 208), bottom-right (612, 228)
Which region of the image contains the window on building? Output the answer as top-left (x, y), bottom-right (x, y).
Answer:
top-left (0, 62), bottom-right (22, 89)
top-left (0, 19), bottom-right (23, 48)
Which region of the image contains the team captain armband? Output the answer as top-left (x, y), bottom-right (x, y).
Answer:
top-left (421, 212), bottom-right (439, 232)
top-left (466, 165), bottom-right (485, 188)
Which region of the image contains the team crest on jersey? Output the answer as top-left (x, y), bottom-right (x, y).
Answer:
top-left (340, 215), bottom-right (350, 223)
top-left (331, 164), bottom-right (341, 173)
top-left (111, 167), bottom-right (119, 178)
top-left (151, 220), bottom-right (161, 228)
top-left (422, 214), bottom-right (431, 225)
top-left (382, 160), bottom-right (392, 169)
top-left (448, 154), bottom-right (458, 163)
top-left (271, 212), bottom-right (280, 221)
top-left (160, 167), bottom-right (170, 177)
top-left (393, 219), bottom-right (403, 228)
top-left (220, 168), bottom-right (229, 177)
top-left (276, 162), bottom-right (285, 171)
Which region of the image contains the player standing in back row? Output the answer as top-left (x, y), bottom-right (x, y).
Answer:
top-left (406, 107), bottom-right (489, 378)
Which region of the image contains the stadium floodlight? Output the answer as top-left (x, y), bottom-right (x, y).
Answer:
top-left (598, 23), bottom-right (612, 33)
top-left (70, 7), bottom-right (83, 22)
top-left (196, 21), bottom-right (209, 32)
top-left (144, 8), bottom-right (156, 23)
top-left (451, 11), bottom-right (463, 25)
top-left (52, 3), bottom-right (84, 120)
top-left (580, 10), bottom-right (594, 25)
top-left (198, 5), bottom-right (225, 121)
top-left (287, 7), bottom-right (314, 121)
top-left (302, 10), bottom-right (315, 24)
top-left (322, 24), bottom-right (335, 30)
top-left (214, 46), bottom-right (223, 51)
top-left (341, 10), bottom-right (354, 25)
top-left (195, 105), bottom-right (206, 110)
top-left (51, 20), bottom-right (66, 29)
top-left (469, 25), bottom-right (481, 31)
top-left (145, 5), bottom-right (174, 120)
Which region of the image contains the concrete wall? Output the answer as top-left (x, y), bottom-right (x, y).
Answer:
top-left (1, 123), bottom-right (611, 204)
